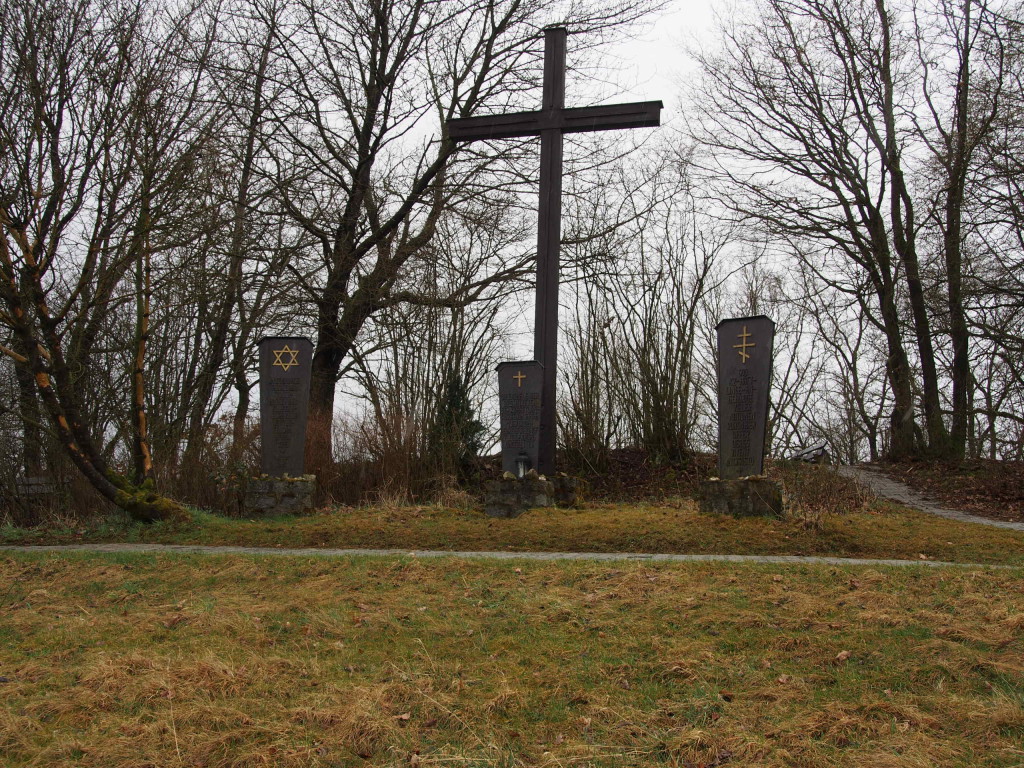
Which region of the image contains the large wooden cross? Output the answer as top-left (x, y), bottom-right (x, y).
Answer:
top-left (447, 26), bottom-right (662, 475)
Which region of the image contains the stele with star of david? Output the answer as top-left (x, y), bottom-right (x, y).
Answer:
top-left (257, 336), bottom-right (314, 477)
top-left (272, 345), bottom-right (300, 372)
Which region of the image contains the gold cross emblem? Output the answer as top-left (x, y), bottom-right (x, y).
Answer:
top-left (513, 370), bottom-right (527, 387)
top-left (272, 345), bottom-right (300, 371)
top-left (733, 326), bottom-right (755, 363)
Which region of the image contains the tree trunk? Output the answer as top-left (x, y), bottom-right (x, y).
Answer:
top-left (229, 371), bottom-right (251, 468)
top-left (13, 335), bottom-right (43, 475)
top-left (29, 342), bottom-right (189, 524)
top-left (898, 235), bottom-right (951, 456)
top-left (943, 0), bottom-right (974, 461)
top-left (876, 282), bottom-right (918, 459)
top-left (131, 196), bottom-right (155, 484)
top-left (875, 0), bottom-right (951, 458)
top-left (306, 350), bottom-right (339, 483)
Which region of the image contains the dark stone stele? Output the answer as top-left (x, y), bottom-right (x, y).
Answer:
top-left (701, 315), bottom-right (783, 518)
top-left (258, 336), bottom-right (313, 477)
top-left (486, 360), bottom-right (584, 518)
top-left (497, 361), bottom-right (544, 476)
top-left (716, 315), bottom-right (775, 480)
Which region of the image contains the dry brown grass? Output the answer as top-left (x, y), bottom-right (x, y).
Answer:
top-left (1, 552), bottom-right (1023, 766)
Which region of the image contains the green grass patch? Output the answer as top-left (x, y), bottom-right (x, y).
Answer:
top-left (1, 551), bottom-right (1022, 766)
top-left (4, 497), bottom-right (1024, 566)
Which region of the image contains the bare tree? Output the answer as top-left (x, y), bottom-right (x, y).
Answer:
top-left (690, 0), bottom-right (953, 458)
top-left (913, 0), bottom-right (1009, 458)
top-left (334, 199), bottom-right (518, 498)
top-left (559, 146), bottom-right (730, 465)
top-left (0, 0), bottom-right (218, 519)
top-left (250, 0), bottom-right (661, 480)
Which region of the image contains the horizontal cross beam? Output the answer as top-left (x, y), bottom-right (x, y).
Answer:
top-left (447, 100), bottom-right (663, 142)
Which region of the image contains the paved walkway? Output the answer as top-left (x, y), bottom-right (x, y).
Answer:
top-left (0, 542), bottom-right (1015, 569)
top-left (836, 465), bottom-right (1024, 531)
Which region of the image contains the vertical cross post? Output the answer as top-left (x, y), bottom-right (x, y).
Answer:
top-left (534, 27), bottom-right (567, 476)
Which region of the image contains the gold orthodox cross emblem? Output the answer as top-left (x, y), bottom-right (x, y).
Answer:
top-left (513, 370), bottom-right (527, 387)
top-left (733, 326), bottom-right (755, 363)
top-left (272, 345), bottom-right (300, 371)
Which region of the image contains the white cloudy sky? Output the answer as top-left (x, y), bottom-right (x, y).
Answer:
top-left (602, 0), bottom-right (720, 114)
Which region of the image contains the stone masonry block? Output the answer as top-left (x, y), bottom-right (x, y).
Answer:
top-left (244, 474), bottom-right (316, 517)
top-left (698, 477), bottom-right (785, 518)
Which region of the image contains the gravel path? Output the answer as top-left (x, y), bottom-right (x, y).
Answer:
top-left (0, 542), bottom-right (1015, 569)
top-left (836, 464), bottom-right (1024, 531)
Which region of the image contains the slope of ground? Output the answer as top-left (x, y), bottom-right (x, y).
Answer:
top-left (877, 460), bottom-right (1024, 523)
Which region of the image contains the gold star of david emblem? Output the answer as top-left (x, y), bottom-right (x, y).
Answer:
top-left (272, 345), bottom-right (300, 371)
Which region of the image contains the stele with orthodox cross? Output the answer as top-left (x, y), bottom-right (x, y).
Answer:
top-left (448, 26), bottom-right (663, 475)
top-left (715, 316), bottom-right (775, 480)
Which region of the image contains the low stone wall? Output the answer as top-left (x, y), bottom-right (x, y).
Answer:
top-left (243, 475), bottom-right (316, 517)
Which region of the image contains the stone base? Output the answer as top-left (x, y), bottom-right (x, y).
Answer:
top-left (483, 474), bottom-right (554, 518)
top-left (698, 477), bottom-right (784, 518)
top-left (482, 473), bottom-right (586, 518)
top-left (551, 474), bottom-right (584, 507)
top-left (244, 475), bottom-right (317, 517)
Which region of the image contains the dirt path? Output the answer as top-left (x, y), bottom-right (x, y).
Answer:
top-left (837, 464), bottom-right (1024, 531)
top-left (0, 542), bottom-right (1015, 569)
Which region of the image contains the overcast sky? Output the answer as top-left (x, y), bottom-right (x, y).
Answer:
top-left (604, 0), bottom-right (720, 117)
top-left (477, 0), bottom-right (725, 365)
